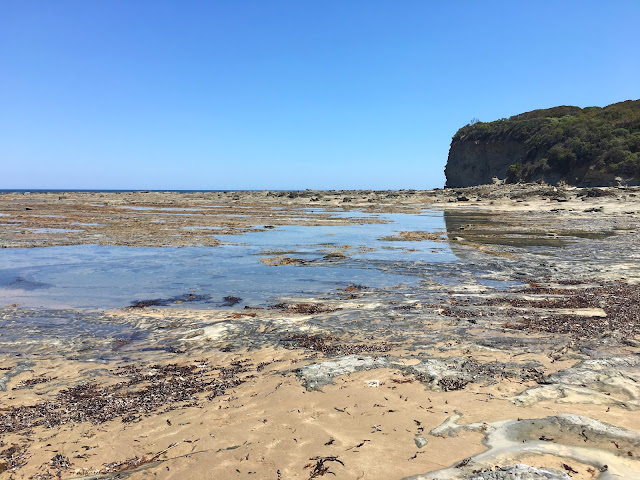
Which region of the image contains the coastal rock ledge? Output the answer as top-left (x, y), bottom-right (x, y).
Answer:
top-left (445, 99), bottom-right (640, 188)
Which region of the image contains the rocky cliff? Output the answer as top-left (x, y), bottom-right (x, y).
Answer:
top-left (445, 100), bottom-right (640, 187)
top-left (445, 140), bottom-right (526, 188)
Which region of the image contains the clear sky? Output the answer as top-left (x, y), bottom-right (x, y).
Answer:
top-left (1, 1), bottom-right (639, 190)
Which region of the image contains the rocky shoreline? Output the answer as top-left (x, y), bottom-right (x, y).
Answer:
top-left (0, 184), bottom-right (639, 479)
top-left (0, 184), bottom-right (638, 249)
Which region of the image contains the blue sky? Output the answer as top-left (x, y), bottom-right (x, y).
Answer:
top-left (1, 1), bottom-right (639, 190)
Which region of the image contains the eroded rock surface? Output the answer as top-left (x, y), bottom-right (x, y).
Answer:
top-left (512, 356), bottom-right (640, 410)
top-left (468, 465), bottom-right (570, 480)
top-left (405, 414), bottom-right (640, 479)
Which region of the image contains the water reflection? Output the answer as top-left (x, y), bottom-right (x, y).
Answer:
top-left (444, 211), bottom-right (591, 249)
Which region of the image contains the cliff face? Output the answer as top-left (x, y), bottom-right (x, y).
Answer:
top-left (445, 138), bottom-right (623, 187)
top-left (445, 140), bottom-right (526, 188)
top-left (444, 100), bottom-right (640, 188)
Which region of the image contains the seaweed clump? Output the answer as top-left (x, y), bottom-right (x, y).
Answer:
top-left (269, 303), bottom-right (340, 314)
top-left (497, 282), bottom-right (640, 338)
top-left (127, 293), bottom-right (212, 309)
top-left (282, 333), bottom-right (390, 356)
top-left (0, 361), bottom-right (249, 434)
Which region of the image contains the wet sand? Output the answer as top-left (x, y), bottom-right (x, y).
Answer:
top-left (1, 184), bottom-right (639, 479)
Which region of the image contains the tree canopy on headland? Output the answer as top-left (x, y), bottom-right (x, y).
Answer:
top-left (452, 99), bottom-right (640, 183)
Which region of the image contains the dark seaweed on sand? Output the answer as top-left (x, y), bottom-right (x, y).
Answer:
top-left (305, 456), bottom-right (344, 478)
top-left (0, 361), bottom-right (250, 434)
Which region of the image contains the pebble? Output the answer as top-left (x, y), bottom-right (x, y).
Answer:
top-left (414, 436), bottom-right (428, 448)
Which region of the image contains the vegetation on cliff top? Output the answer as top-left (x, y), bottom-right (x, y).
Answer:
top-left (452, 99), bottom-right (640, 183)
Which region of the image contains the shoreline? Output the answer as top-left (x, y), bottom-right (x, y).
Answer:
top-left (1, 184), bottom-right (639, 249)
top-left (0, 184), bottom-right (639, 479)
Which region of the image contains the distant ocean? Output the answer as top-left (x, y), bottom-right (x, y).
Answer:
top-left (0, 189), bottom-right (284, 193)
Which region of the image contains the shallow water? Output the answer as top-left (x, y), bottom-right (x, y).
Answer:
top-left (0, 210), bottom-right (455, 310)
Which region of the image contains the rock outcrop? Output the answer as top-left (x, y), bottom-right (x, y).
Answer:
top-left (445, 99), bottom-right (640, 187)
top-left (445, 140), bottom-right (527, 188)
